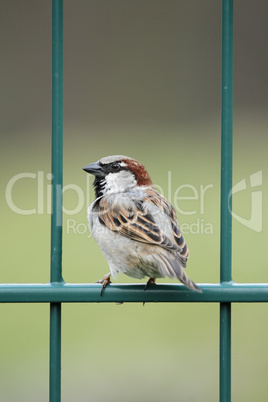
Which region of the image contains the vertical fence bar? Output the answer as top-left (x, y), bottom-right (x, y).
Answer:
top-left (220, 1), bottom-right (233, 401)
top-left (51, 0), bottom-right (63, 285)
top-left (220, 303), bottom-right (231, 401)
top-left (50, 1), bottom-right (63, 401)
top-left (50, 303), bottom-right (62, 401)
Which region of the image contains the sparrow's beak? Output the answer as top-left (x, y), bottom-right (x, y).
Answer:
top-left (83, 162), bottom-right (106, 177)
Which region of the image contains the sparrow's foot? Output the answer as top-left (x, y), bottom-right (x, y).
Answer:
top-left (144, 277), bottom-right (156, 291)
top-left (143, 278), bottom-right (156, 306)
top-left (95, 273), bottom-right (112, 296)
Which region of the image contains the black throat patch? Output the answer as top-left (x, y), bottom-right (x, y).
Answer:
top-left (93, 176), bottom-right (106, 199)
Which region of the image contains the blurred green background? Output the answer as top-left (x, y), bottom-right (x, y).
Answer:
top-left (1, 1), bottom-right (268, 401)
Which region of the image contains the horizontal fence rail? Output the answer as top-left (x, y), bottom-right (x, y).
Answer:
top-left (1, 283), bottom-right (268, 303)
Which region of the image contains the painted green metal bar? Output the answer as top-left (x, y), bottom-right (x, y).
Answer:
top-left (221, 0), bottom-right (233, 286)
top-left (1, 283), bottom-right (268, 303)
top-left (50, 303), bottom-right (61, 402)
top-left (220, 1), bottom-right (233, 401)
top-left (51, 2), bottom-right (63, 283)
top-left (220, 303), bottom-right (231, 402)
top-left (50, 1), bottom-right (63, 401)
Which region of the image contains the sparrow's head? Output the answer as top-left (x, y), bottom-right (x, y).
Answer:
top-left (83, 155), bottom-right (153, 198)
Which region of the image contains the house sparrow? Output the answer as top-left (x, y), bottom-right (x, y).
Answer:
top-left (83, 155), bottom-right (201, 294)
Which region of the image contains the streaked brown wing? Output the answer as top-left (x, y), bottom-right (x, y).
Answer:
top-left (98, 190), bottom-right (188, 261)
top-left (143, 188), bottom-right (189, 262)
top-left (98, 196), bottom-right (179, 252)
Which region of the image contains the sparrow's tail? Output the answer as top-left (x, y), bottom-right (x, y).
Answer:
top-left (156, 253), bottom-right (202, 293)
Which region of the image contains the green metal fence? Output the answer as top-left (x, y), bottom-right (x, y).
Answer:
top-left (1, 1), bottom-right (268, 401)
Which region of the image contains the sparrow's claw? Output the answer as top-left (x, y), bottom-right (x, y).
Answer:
top-left (144, 277), bottom-right (156, 291)
top-left (143, 278), bottom-right (156, 306)
top-left (95, 273), bottom-right (112, 295)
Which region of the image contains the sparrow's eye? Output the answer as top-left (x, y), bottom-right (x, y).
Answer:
top-left (111, 162), bottom-right (121, 172)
